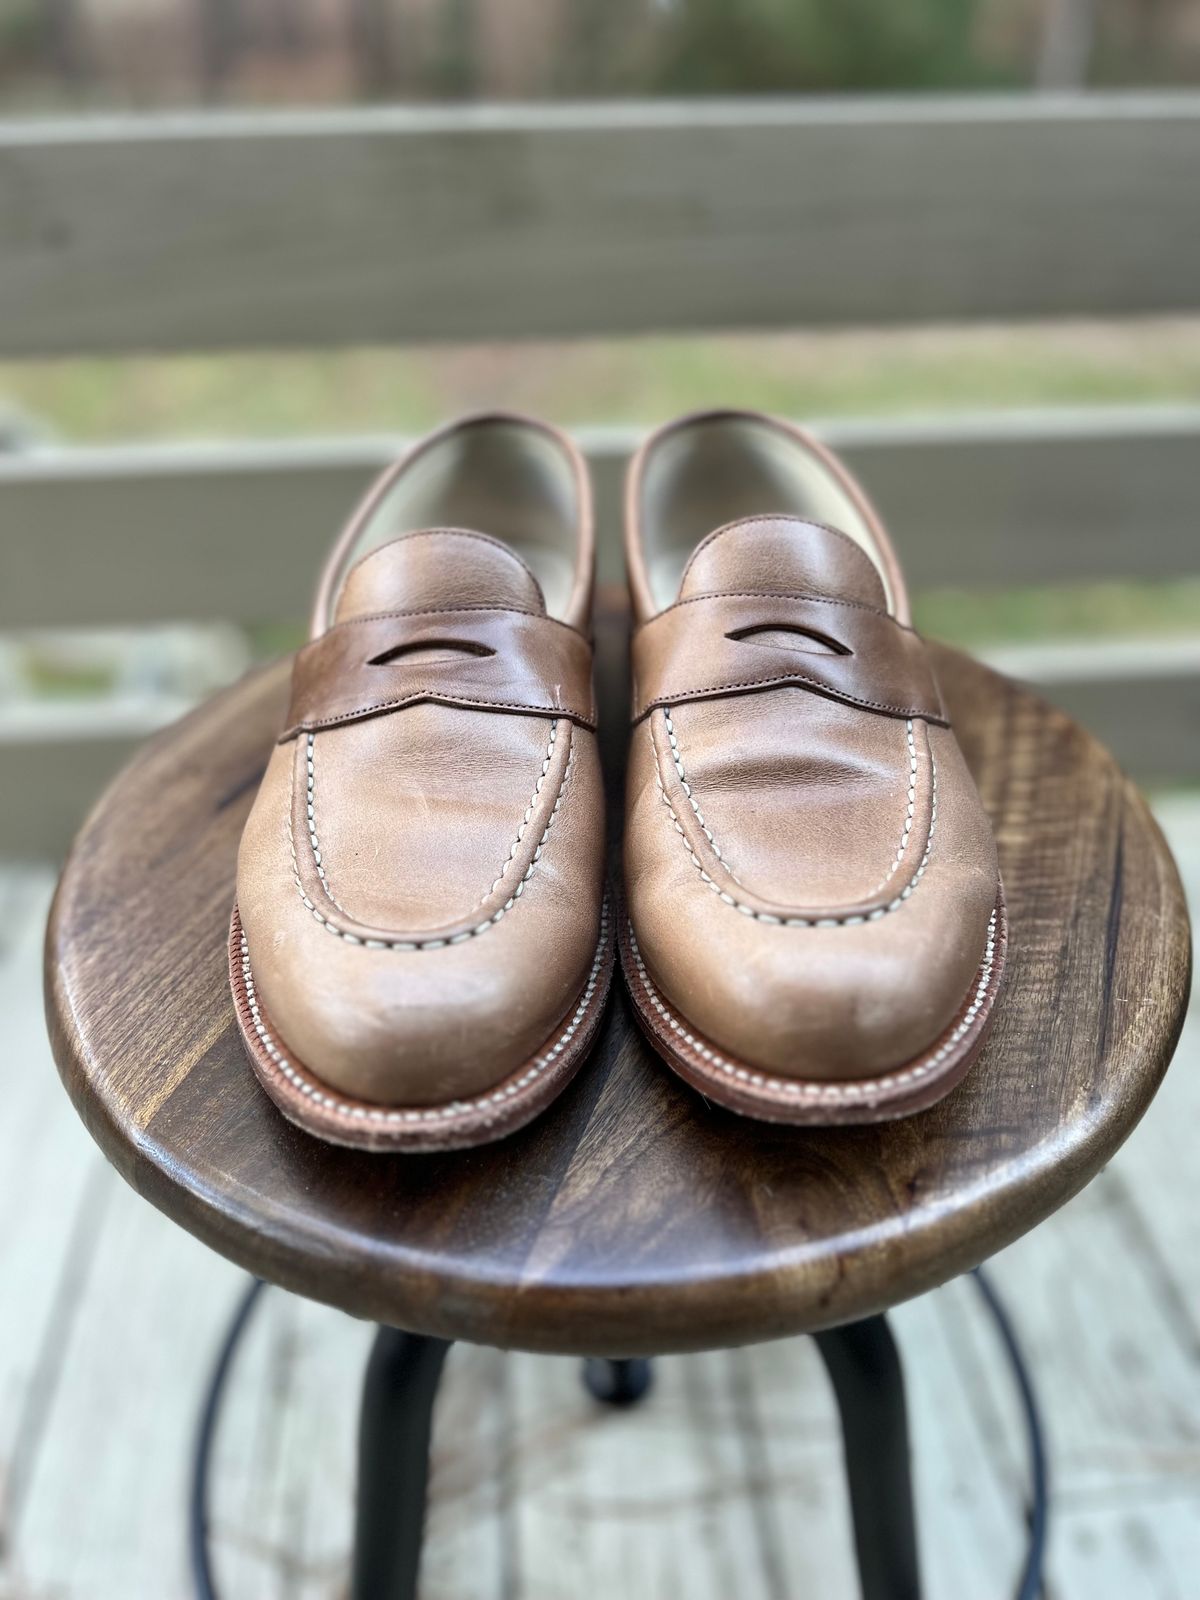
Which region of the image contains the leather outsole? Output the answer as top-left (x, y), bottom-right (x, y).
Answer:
top-left (229, 898), bottom-right (614, 1152)
top-left (620, 882), bottom-right (1007, 1125)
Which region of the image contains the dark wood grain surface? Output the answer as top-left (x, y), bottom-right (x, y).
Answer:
top-left (44, 605), bottom-right (1192, 1355)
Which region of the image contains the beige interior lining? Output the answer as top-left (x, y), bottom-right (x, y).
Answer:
top-left (639, 415), bottom-right (893, 612)
top-left (335, 420), bottom-right (580, 620)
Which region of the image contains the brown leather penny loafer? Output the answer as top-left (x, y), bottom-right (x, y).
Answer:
top-left (621, 410), bottom-right (1005, 1124)
top-left (231, 413), bottom-right (612, 1151)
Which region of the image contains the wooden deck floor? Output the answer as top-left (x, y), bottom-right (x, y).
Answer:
top-left (1, 798), bottom-right (1197, 1599)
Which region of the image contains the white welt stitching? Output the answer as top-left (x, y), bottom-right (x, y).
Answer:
top-left (482, 720), bottom-right (559, 902)
top-left (657, 727), bottom-right (937, 927)
top-left (241, 902), bottom-right (609, 1124)
top-left (289, 737), bottom-right (576, 950)
top-left (662, 708), bottom-right (732, 868)
top-left (629, 909), bottom-right (996, 1098)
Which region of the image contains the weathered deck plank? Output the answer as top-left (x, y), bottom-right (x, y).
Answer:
top-left (0, 868), bottom-right (108, 1582)
top-left (9, 1176), bottom-right (241, 1598)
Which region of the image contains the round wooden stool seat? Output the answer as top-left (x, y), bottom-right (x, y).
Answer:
top-left (46, 629), bottom-right (1190, 1356)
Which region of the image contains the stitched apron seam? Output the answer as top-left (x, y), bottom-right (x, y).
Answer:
top-left (653, 717), bottom-right (937, 926)
top-left (288, 737), bottom-right (576, 949)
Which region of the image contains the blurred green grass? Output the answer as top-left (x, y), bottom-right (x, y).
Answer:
top-left (6, 319), bottom-right (1200, 441)
top-left (914, 577), bottom-right (1200, 647)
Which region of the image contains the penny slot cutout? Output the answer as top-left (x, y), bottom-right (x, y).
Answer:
top-left (725, 623), bottom-right (848, 658)
top-left (368, 640), bottom-right (497, 666)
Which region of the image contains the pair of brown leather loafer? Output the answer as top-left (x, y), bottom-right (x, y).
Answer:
top-left (231, 410), bottom-right (1005, 1151)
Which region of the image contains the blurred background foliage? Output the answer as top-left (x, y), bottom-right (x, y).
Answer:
top-left (1, 0), bottom-right (1198, 109)
top-left (648, 0), bottom-right (1010, 95)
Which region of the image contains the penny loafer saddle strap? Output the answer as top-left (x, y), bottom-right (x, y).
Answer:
top-left (630, 591), bottom-right (948, 725)
top-left (280, 607), bottom-right (597, 741)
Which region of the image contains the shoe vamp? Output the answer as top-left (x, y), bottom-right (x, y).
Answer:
top-left (663, 689), bottom-right (916, 908)
top-left (305, 703), bottom-right (560, 933)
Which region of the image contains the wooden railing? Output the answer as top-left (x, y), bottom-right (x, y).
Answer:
top-left (3, 95), bottom-right (1199, 855)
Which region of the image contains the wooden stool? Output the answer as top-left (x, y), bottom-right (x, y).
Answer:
top-left (45, 613), bottom-right (1191, 1600)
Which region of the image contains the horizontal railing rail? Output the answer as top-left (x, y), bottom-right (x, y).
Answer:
top-left (3, 94), bottom-right (1200, 356)
top-left (3, 407), bottom-right (1197, 628)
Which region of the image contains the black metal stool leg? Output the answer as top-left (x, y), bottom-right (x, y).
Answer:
top-left (813, 1317), bottom-right (921, 1600)
top-left (582, 1356), bottom-right (654, 1406)
top-left (352, 1327), bottom-right (450, 1600)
